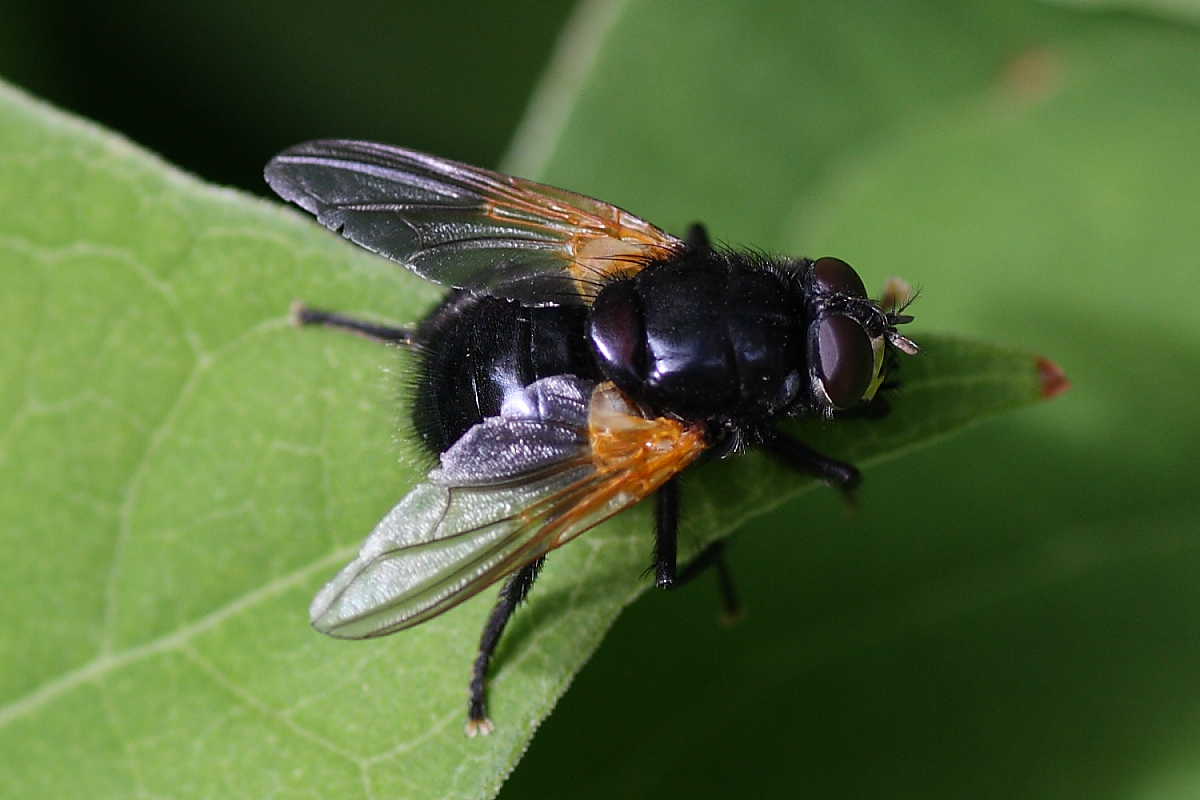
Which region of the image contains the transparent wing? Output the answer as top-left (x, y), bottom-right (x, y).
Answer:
top-left (264, 140), bottom-right (685, 306)
top-left (309, 376), bottom-right (708, 639)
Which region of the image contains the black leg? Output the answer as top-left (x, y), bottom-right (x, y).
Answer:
top-left (654, 476), bottom-right (681, 588)
top-left (466, 556), bottom-right (545, 736)
top-left (685, 222), bottom-right (711, 253)
top-left (762, 428), bottom-right (861, 496)
top-left (654, 478), bottom-right (742, 620)
top-left (675, 540), bottom-right (742, 623)
top-left (291, 301), bottom-right (416, 347)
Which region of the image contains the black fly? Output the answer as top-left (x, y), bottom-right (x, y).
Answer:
top-left (264, 140), bottom-right (918, 736)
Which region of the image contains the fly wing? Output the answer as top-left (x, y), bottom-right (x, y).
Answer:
top-left (309, 376), bottom-right (708, 639)
top-left (265, 140), bottom-right (685, 306)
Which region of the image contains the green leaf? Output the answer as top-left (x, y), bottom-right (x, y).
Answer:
top-left (0, 59), bottom-right (1055, 800)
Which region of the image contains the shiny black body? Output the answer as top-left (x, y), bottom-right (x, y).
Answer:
top-left (411, 292), bottom-right (597, 454)
top-left (412, 247), bottom-right (813, 457)
top-left (590, 249), bottom-right (807, 422)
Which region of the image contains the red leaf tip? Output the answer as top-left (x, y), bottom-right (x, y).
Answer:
top-left (1036, 356), bottom-right (1070, 399)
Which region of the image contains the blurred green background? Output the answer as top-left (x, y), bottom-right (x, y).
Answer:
top-left (0, 0), bottom-right (575, 189)
top-left (4, 0), bottom-right (1200, 798)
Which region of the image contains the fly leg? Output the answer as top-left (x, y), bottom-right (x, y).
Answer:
top-left (653, 476), bottom-right (681, 589)
top-left (685, 222), bottom-right (711, 254)
top-left (762, 428), bottom-right (861, 501)
top-left (466, 556), bottom-right (546, 736)
top-left (654, 477), bottom-right (741, 621)
top-left (676, 540), bottom-right (741, 623)
top-left (291, 301), bottom-right (417, 347)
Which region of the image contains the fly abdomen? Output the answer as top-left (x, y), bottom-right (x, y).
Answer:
top-left (412, 292), bottom-right (595, 454)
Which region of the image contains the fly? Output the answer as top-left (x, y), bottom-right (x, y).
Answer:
top-left (264, 140), bottom-right (919, 735)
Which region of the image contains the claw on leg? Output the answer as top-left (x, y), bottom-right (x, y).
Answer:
top-left (465, 717), bottom-right (495, 738)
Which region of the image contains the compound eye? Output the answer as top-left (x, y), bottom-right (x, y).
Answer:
top-left (812, 256), bottom-right (867, 298)
top-left (815, 314), bottom-right (874, 408)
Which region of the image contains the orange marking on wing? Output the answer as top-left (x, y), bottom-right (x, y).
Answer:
top-left (448, 386), bottom-right (707, 595)
top-left (544, 384), bottom-right (707, 547)
top-left (480, 176), bottom-right (682, 296)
